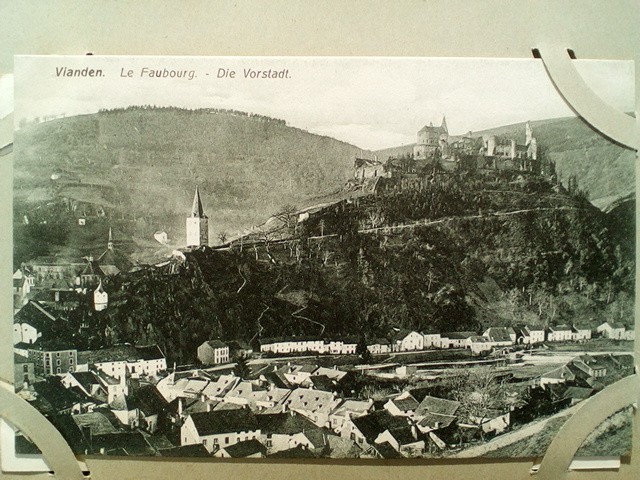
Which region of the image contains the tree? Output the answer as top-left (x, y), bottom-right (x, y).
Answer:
top-left (446, 367), bottom-right (522, 441)
top-left (233, 352), bottom-right (250, 379)
top-left (275, 204), bottom-right (297, 229)
top-left (217, 231), bottom-right (228, 244)
top-left (356, 336), bottom-right (372, 364)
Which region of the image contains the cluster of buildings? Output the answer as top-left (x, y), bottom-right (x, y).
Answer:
top-left (253, 322), bottom-right (623, 359)
top-left (354, 118), bottom-right (555, 180)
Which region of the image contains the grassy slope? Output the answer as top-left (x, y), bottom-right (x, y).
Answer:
top-left (13, 109), bottom-right (362, 256)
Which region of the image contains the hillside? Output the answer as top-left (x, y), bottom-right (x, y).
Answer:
top-left (374, 116), bottom-right (636, 205)
top-left (13, 107), bottom-right (362, 266)
top-left (49, 171), bottom-right (634, 364)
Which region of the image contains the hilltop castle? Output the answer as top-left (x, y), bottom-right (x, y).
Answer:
top-left (355, 117), bottom-right (552, 180)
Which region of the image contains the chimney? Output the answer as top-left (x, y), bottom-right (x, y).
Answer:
top-left (178, 397), bottom-right (183, 416)
top-left (411, 425), bottom-right (417, 439)
top-left (206, 402), bottom-right (212, 412)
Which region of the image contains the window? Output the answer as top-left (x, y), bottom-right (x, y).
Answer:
top-left (69, 359), bottom-right (74, 365)
top-left (213, 438), bottom-right (218, 445)
top-left (56, 359), bottom-right (61, 366)
top-left (56, 367), bottom-right (61, 374)
top-left (23, 365), bottom-right (29, 373)
top-left (225, 437), bottom-right (229, 445)
top-left (203, 439), bottom-right (207, 446)
top-left (56, 352), bottom-right (60, 357)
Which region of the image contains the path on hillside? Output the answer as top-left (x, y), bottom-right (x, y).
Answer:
top-left (449, 401), bottom-right (584, 458)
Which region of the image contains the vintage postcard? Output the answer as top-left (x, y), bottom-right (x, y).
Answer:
top-left (10, 55), bottom-right (635, 460)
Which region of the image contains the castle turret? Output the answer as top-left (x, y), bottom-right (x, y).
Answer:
top-left (94, 280), bottom-right (108, 311)
top-left (525, 121), bottom-right (533, 146)
top-left (186, 186), bottom-right (209, 247)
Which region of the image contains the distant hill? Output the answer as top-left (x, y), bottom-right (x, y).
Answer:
top-left (13, 107), bottom-right (364, 264)
top-left (373, 116), bottom-right (636, 205)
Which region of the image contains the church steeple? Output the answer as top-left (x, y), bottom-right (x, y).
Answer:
top-left (186, 186), bottom-right (209, 247)
top-left (191, 186), bottom-right (207, 218)
top-left (441, 116), bottom-right (448, 133)
top-left (107, 227), bottom-right (114, 251)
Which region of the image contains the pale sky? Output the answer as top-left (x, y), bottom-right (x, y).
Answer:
top-left (13, 56), bottom-right (635, 150)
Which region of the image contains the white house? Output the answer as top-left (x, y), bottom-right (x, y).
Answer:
top-left (391, 330), bottom-right (424, 352)
top-left (367, 339), bottom-right (391, 355)
top-left (596, 322), bottom-right (626, 340)
top-left (571, 324), bottom-right (592, 342)
top-left (422, 332), bottom-right (441, 349)
top-left (181, 409), bottom-right (260, 453)
top-left (79, 344), bottom-right (167, 380)
top-left (547, 325), bottom-right (573, 342)
top-left (197, 340), bottom-right (230, 365)
top-left (524, 326), bottom-right (545, 344)
top-left (465, 336), bottom-right (493, 355)
top-left (285, 388), bottom-right (341, 428)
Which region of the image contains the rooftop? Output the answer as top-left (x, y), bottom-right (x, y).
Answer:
top-left (190, 409), bottom-right (258, 436)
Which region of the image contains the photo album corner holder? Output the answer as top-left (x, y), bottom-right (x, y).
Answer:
top-left (1, 47), bottom-right (638, 480)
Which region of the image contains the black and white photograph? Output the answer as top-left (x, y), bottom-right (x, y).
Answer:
top-left (10, 55), bottom-right (635, 460)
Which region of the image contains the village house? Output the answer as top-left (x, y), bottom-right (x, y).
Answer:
top-left (483, 327), bottom-right (516, 346)
top-left (181, 409), bottom-right (260, 453)
top-left (284, 388), bottom-right (341, 428)
top-left (329, 399), bottom-right (374, 433)
top-left (13, 268), bottom-right (35, 311)
top-left (224, 340), bottom-right (253, 360)
top-left (524, 326), bottom-right (546, 344)
top-left (28, 347), bottom-right (78, 376)
top-left (197, 340), bottom-right (230, 365)
top-left (571, 324), bottom-right (592, 342)
top-left (279, 364), bottom-right (318, 386)
top-left (460, 409), bottom-right (511, 436)
top-left (570, 354), bottom-right (607, 378)
top-left (200, 374), bottom-right (239, 402)
top-left (214, 438), bottom-right (267, 458)
top-left (443, 331), bottom-right (477, 349)
top-left (13, 300), bottom-right (58, 345)
top-left (383, 392), bottom-right (420, 417)
top-left (391, 330), bottom-right (424, 352)
top-left (413, 395), bottom-right (460, 441)
top-left (367, 338), bottom-right (391, 355)
top-left (422, 331), bottom-right (441, 349)
top-left (77, 344), bottom-right (167, 380)
top-left (547, 325), bottom-right (573, 342)
top-left (465, 336), bottom-right (493, 355)
top-left (596, 321), bottom-right (627, 340)
top-left (539, 365), bottom-right (576, 389)
top-left (14, 353), bottom-right (35, 387)
top-left (343, 410), bottom-right (413, 452)
top-left (256, 412), bottom-right (327, 454)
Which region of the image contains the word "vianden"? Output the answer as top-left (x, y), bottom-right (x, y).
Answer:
top-left (55, 66), bottom-right (104, 77)
top-left (217, 68), bottom-right (291, 79)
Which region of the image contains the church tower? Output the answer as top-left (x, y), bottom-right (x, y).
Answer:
top-left (94, 280), bottom-right (108, 311)
top-left (107, 227), bottom-right (114, 251)
top-left (186, 186), bottom-right (209, 247)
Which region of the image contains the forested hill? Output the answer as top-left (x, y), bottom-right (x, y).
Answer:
top-left (59, 172), bottom-right (633, 364)
top-left (374, 116), bottom-right (636, 205)
top-left (13, 107), bottom-right (362, 256)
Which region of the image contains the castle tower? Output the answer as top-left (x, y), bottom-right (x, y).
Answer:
top-left (525, 121), bottom-right (533, 146)
top-left (186, 186), bottom-right (209, 247)
top-left (94, 280), bottom-right (108, 311)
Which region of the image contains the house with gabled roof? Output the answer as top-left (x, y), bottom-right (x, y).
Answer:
top-left (547, 324), bottom-right (573, 342)
top-left (465, 336), bottom-right (493, 355)
top-left (483, 327), bottom-right (516, 346)
top-left (181, 408), bottom-right (260, 453)
top-left (78, 344), bottom-right (167, 380)
top-left (284, 388), bottom-right (341, 428)
top-left (197, 340), bottom-right (230, 365)
top-left (214, 438), bottom-right (267, 458)
top-left (539, 365), bottom-right (576, 388)
top-left (422, 331), bottom-right (441, 349)
top-left (442, 331), bottom-right (477, 349)
top-left (367, 338), bottom-right (391, 354)
top-left (329, 399), bottom-right (374, 433)
top-left (256, 411), bottom-right (328, 454)
top-left (341, 410), bottom-right (411, 451)
top-left (572, 324), bottom-right (592, 342)
top-left (13, 300), bottom-right (58, 345)
top-left (375, 426), bottom-right (425, 456)
top-left (413, 395), bottom-right (460, 436)
top-left (570, 354), bottom-right (607, 378)
top-left (391, 330), bottom-right (424, 352)
top-left (596, 321), bottom-right (627, 340)
top-left (383, 392), bottom-right (420, 417)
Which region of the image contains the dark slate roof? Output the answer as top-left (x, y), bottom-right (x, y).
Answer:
top-left (128, 384), bottom-right (168, 416)
top-left (190, 409), bottom-right (258, 436)
top-left (268, 444), bottom-right (316, 458)
top-left (204, 340), bottom-right (227, 349)
top-left (484, 327), bottom-right (515, 342)
top-left (262, 371), bottom-right (292, 389)
top-left (222, 439), bottom-right (267, 458)
top-left (70, 371), bottom-right (101, 392)
top-left (389, 427), bottom-right (418, 446)
top-left (256, 412), bottom-right (319, 435)
top-left (159, 444), bottom-right (211, 457)
top-left (442, 331), bottom-right (476, 340)
top-left (563, 386), bottom-right (593, 401)
top-left (391, 395), bottom-right (419, 412)
top-left (14, 352), bottom-right (31, 364)
top-left (32, 377), bottom-right (83, 412)
top-left (351, 411), bottom-right (409, 443)
top-left (373, 441), bottom-right (403, 459)
top-left (309, 375), bottom-right (336, 392)
top-left (91, 432), bottom-right (156, 456)
top-left (418, 412), bottom-right (457, 429)
top-left (416, 395), bottom-right (460, 417)
top-left (14, 300), bottom-right (57, 329)
top-left (79, 344), bottom-right (165, 363)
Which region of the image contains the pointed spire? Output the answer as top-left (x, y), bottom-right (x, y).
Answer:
top-left (441, 116), bottom-right (448, 133)
top-left (191, 186), bottom-right (206, 218)
top-left (107, 227), bottom-right (114, 250)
